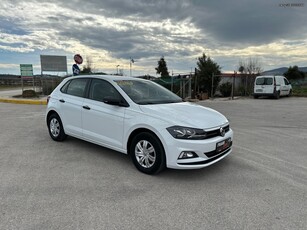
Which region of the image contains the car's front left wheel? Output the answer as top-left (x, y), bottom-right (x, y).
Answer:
top-left (130, 132), bottom-right (166, 174)
top-left (48, 113), bottom-right (67, 141)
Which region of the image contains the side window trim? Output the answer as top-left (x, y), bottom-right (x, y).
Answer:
top-left (60, 80), bottom-right (71, 93)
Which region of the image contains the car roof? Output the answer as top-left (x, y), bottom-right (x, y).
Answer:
top-left (65, 75), bottom-right (146, 82)
top-left (257, 75), bottom-right (283, 78)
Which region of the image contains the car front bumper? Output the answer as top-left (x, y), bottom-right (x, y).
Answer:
top-left (161, 128), bottom-right (234, 169)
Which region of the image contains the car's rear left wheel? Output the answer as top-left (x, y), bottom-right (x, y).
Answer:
top-left (130, 132), bottom-right (165, 174)
top-left (48, 113), bottom-right (67, 141)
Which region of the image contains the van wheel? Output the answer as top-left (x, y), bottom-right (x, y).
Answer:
top-left (274, 91), bottom-right (280, 99)
top-left (287, 90), bottom-right (292, 97)
top-left (254, 95), bottom-right (258, 99)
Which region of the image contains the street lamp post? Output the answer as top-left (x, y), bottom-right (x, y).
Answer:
top-left (116, 65), bottom-right (120, 75)
top-left (130, 57), bottom-right (134, 77)
top-left (211, 73), bottom-right (214, 100)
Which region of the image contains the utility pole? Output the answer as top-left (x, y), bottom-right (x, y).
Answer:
top-left (231, 71), bottom-right (236, 100)
top-left (171, 70), bottom-right (173, 92)
top-left (130, 57), bottom-right (134, 77)
top-left (211, 73), bottom-right (214, 100)
top-left (116, 65), bottom-right (120, 75)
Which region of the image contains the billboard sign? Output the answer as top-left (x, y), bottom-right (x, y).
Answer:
top-left (40, 55), bottom-right (67, 72)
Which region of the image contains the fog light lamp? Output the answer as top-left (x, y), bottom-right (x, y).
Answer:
top-left (178, 151), bottom-right (198, 159)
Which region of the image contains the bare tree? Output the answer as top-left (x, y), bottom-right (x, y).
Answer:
top-left (81, 56), bottom-right (93, 74)
top-left (238, 57), bottom-right (263, 96)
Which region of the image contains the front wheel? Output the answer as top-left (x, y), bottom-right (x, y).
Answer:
top-left (130, 132), bottom-right (166, 174)
top-left (48, 113), bottom-right (67, 141)
top-left (287, 89), bottom-right (292, 97)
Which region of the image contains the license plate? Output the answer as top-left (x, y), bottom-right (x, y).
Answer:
top-left (256, 89), bottom-right (262, 92)
top-left (216, 138), bottom-right (231, 153)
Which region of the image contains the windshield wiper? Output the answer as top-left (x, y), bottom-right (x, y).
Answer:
top-left (138, 102), bottom-right (158, 105)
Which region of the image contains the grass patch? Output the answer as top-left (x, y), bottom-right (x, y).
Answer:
top-left (292, 86), bottom-right (307, 97)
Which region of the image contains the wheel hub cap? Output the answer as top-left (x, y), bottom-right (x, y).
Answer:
top-left (50, 118), bottom-right (60, 137)
top-left (135, 140), bottom-right (156, 168)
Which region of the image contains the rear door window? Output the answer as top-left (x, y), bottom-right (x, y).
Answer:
top-left (256, 77), bottom-right (273, 85)
top-left (65, 78), bottom-right (89, 97)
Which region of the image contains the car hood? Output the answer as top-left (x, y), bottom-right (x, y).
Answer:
top-left (139, 102), bottom-right (229, 128)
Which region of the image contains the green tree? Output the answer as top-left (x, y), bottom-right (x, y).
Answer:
top-left (196, 53), bottom-right (221, 97)
top-left (284, 66), bottom-right (305, 80)
top-left (155, 56), bottom-right (169, 77)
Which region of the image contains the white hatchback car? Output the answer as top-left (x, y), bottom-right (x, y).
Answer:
top-left (46, 75), bottom-right (233, 174)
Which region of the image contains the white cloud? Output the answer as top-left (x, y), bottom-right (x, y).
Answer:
top-left (1, 0), bottom-right (307, 75)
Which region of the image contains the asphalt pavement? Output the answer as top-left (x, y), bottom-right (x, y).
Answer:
top-left (0, 97), bottom-right (306, 229)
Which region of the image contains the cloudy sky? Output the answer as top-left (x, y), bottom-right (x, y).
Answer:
top-left (0, 0), bottom-right (306, 76)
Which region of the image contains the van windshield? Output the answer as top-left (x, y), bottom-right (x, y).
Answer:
top-left (256, 77), bottom-right (273, 85)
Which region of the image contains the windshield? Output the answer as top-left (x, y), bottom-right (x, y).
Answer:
top-left (256, 77), bottom-right (273, 85)
top-left (115, 79), bottom-right (182, 105)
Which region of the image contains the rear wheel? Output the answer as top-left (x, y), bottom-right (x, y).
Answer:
top-left (253, 95), bottom-right (259, 99)
top-left (48, 113), bottom-right (67, 141)
top-left (130, 132), bottom-right (165, 174)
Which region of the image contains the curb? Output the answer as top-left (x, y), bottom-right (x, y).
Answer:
top-left (0, 97), bottom-right (47, 105)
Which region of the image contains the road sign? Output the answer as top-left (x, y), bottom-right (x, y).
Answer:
top-left (20, 64), bottom-right (33, 77)
top-left (74, 54), bottom-right (83, 64)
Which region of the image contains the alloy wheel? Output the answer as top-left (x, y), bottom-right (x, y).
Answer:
top-left (50, 118), bottom-right (60, 138)
top-left (134, 140), bottom-right (156, 168)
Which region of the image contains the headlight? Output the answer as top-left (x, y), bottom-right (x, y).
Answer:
top-left (167, 126), bottom-right (207, 140)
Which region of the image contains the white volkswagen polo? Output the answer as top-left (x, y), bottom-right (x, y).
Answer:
top-left (46, 75), bottom-right (233, 174)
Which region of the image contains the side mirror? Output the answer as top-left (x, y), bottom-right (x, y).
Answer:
top-left (103, 96), bottom-right (129, 107)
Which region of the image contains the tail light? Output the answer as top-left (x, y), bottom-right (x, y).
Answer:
top-left (47, 96), bottom-right (51, 104)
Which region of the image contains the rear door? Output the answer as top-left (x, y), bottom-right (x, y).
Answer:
top-left (255, 77), bottom-right (274, 94)
top-left (254, 77), bottom-right (264, 94)
top-left (58, 78), bottom-right (89, 137)
top-left (263, 77), bottom-right (274, 94)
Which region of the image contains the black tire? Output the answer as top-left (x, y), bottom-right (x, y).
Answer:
top-left (47, 113), bottom-right (67, 141)
top-left (253, 95), bottom-right (258, 99)
top-left (287, 90), bottom-right (292, 97)
top-left (130, 132), bottom-right (166, 175)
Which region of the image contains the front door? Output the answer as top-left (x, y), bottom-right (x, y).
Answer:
top-left (82, 79), bottom-right (126, 151)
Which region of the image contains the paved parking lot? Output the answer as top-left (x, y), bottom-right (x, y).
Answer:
top-left (0, 97), bottom-right (306, 229)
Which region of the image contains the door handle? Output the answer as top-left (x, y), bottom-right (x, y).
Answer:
top-left (83, 105), bottom-right (91, 110)
top-left (59, 99), bottom-right (65, 103)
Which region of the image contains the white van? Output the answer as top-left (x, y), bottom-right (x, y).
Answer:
top-left (253, 75), bottom-right (292, 99)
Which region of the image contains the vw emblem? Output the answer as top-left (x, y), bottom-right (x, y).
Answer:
top-left (219, 127), bottom-right (225, 137)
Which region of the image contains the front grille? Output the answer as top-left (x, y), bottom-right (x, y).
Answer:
top-left (205, 125), bottom-right (230, 139)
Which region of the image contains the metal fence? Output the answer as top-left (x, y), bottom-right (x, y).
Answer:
top-left (0, 76), bottom-right (64, 95)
